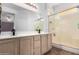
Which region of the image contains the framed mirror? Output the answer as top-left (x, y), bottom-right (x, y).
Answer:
top-left (1, 11), bottom-right (15, 32)
top-left (0, 3), bottom-right (1, 33)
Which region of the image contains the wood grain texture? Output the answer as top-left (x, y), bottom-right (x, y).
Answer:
top-left (47, 34), bottom-right (52, 50)
top-left (41, 34), bottom-right (48, 54)
top-left (0, 34), bottom-right (52, 55)
top-left (0, 39), bottom-right (19, 55)
top-left (33, 35), bottom-right (41, 55)
top-left (20, 36), bottom-right (33, 55)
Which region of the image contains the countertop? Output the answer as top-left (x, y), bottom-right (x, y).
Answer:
top-left (0, 31), bottom-right (51, 40)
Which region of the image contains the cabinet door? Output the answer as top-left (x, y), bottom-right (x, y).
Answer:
top-left (41, 34), bottom-right (48, 54)
top-left (33, 35), bottom-right (41, 55)
top-left (0, 39), bottom-right (19, 55)
top-left (48, 34), bottom-right (52, 50)
top-left (20, 36), bottom-right (33, 55)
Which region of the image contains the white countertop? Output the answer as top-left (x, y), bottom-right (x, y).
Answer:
top-left (0, 31), bottom-right (50, 40)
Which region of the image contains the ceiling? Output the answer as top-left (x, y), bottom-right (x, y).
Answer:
top-left (2, 3), bottom-right (27, 11)
top-left (47, 3), bottom-right (79, 14)
top-left (2, 3), bottom-right (79, 14)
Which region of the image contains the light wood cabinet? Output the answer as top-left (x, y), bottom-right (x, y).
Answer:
top-left (33, 35), bottom-right (41, 55)
top-left (20, 36), bottom-right (33, 55)
top-left (0, 33), bottom-right (52, 55)
top-left (20, 34), bottom-right (52, 55)
top-left (0, 39), bottom-right (19, 55)
top-left (41, 34), bottom-right (48, 54)
top-left (47, 34), bottom-right (52, 50)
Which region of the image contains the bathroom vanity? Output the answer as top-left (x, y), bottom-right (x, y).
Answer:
top-left (0, 33), bottom-right (52, 55)
top-left (0, 3), bottom-right (51, 55)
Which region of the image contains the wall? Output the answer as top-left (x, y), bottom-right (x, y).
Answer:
top-left (51, 9), bottom-right (79, 49)
top-left (38, 3), bottom-right (48, 32)
top-left (14, 3), bottom-right (48, 32)
top-left (2, 4), bottom-right (17, 14)
top-left (0, 4), bottom-right (17, 36)
top-left (1, 3), bottom-right (48, 36)
top-left (14, 10), bottom-right (39, 32)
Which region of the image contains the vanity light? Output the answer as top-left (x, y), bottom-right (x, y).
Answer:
top-left (13, 3), bottom-right (38, 12)
top-left (25, 3), bottom-right (38, 9)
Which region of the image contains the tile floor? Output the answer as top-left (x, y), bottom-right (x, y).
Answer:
top-left (45, 47), bottom-right (78, 55)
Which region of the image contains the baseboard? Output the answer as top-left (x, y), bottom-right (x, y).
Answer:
top-left (52, 43), bottom-right (79, 54)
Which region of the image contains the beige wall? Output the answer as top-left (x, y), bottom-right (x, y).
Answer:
top-left (48, 11), bottom-right (79, 48)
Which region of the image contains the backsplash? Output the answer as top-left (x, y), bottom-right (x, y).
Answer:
top-left (0, 31), bottom-right (48, 36)
top-left (0, 31), bottom-right (12, 36)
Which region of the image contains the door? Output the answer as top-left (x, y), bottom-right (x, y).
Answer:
top-left (0, 39), bottom-right (19, 55)
top-left (47, 34), bottom-right (52, 50)
top-left (41, 34), bottom-right (48, 54)
top-left (33, 35), bottom-right (41, 55)
top-left (20, 36), bottom-right (33, 55)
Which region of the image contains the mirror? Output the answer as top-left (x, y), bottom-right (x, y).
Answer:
top-left (0, 3), bottom-right (15, 33)
top-left (1, 12), bottom-right (14, 22)
top-left (0, 3), bottom-right (1, 33)
top-left (1, 12), bottom-right (15, 32)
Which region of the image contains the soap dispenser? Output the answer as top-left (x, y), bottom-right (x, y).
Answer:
top-left (11, 26), bottom-right (15, 36)
top-left (12, 28), bottom-right (15, 36)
